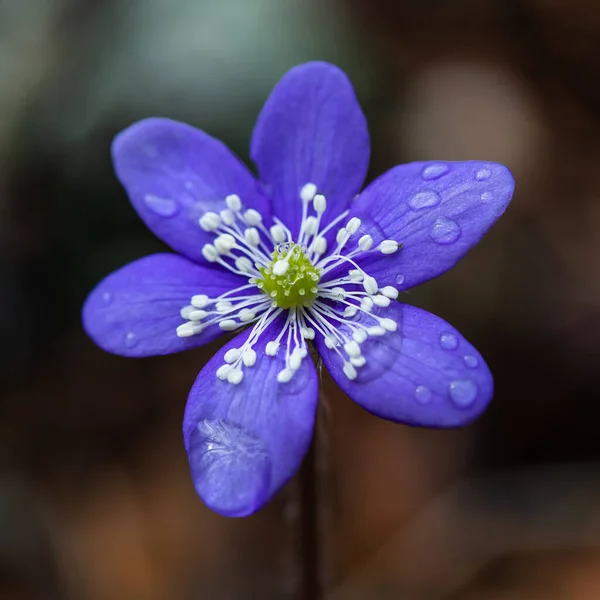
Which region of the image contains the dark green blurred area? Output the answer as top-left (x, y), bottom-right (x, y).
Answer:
top-left (3, 0), bottom-right (600, 598)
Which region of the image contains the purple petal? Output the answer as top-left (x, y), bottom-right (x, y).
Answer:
top-left (347, 161), bottom-right (514, 289)
top-left (112, 118), bottom-right (270, 264)
top-left (315, 302), bottom-right (493, 427)
top-left (83, 253), bottom-right (243, 357)
top-left (251, 62), bottom-right (370, 236)
top-left (183, 318), bottom-right (318, 517)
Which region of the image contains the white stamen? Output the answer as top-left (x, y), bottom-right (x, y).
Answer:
top-left (224, 348), bottom-right (241, 363)
top-left (227, 368), bottom-right (244, 384)
top-left (350, 356), bottom-right (366, 367)
top-left (358, 234), bottom-right (373, 251)
top-left (266, 341), bottom-right (280, 356)
top-left (235, 256), bottom-right (253, 272)
top-left (244, 209), bottom-right (262, 226)
top-left (300, 183), bottom-right (317, 203)
top-left (277, 368), bottom-right (294, 383)
top-left (273, 259), bottom-right (289, 276)
top-left (346, 217), bottom-right (361, 234)
top-left (381, 286), bottom-right (399, 299)
top-left (220, 209), bottom-right (236, 226)
top-left (238, 308), bottom-right (256, 322)
top-left (189, 310), bottom-right (207, 321)
top-left (219, 320), bottom-right (239, 331)
top-left (313, 237), bottom-right (327, 255)
top-left (336, 227), bottom-right (348, 245)
top-left (349, 269), bottom-right (364, 283)
top-left (216, 364), bottom-right (232, 380)
top-left (202, 244), bottom-right (219, 262)
top-left (343, 363), bottom-right (358, 380)
top-left (243, 349), bottom-right (257, 367)
top-left (301, 326), bottom-right (315, 340)
top-left (180, 305), bottom-right (195, 319)
top-left (379, 240), bottom-right (399, 254)
top-left (344, 341), bottom-right (362, 358)
top-left (373, 295), bottom-right (391, 307)
top-left (363, 276), bottom-right (378, 295)
top-left (216, 301), bottom-right (233, 312)
top-left (380, 318), bottom-right (397, 332)
top-left (226, 194), bottom-right (242, 212)
top-left (214, 234), bottom-right (236, 254)
top-left (367, 325), bottom-right (386, 336)
top-left (176, 322), bottom-right (203, 338)
top-left (270, 224), bottom-right (287, 243)
top-left (199, 212), bottom-right (221, 231)
top-left (313, 194), bottom-right (327, 214)
top-left (352, 329), bottom-right (368, 343)
top-left (244, 227), bottom-right (260, 247)
top-left (304, 216), bottom-right (318, 236)
top-left (360, 297), bottom-right (374, 311)
top-left (289, 348), bottom-right (304, 370)
top-left (343, 305), bottom-right (358, 318)
top-left (324, 334), bottom-right (337, 349)
top-left (191, 294), bottom-right (210, 308)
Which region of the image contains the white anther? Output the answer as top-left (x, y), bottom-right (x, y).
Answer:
top-left (360, 297), bottom-right (374, 311)
top-left (379, 240), bottom-right (399, 254)
top-left (363, 276), bottom-right (378, 295)
top-left (243, 349), bottom-right (257, 367)
top-left (344, 341), bottom-right (362, 358)
top-left (373, 295), bottom-right (391, 307)
top-left (238, 308), bottom-right (256, 322)
top-left (266, 341), bottom-right (280, 356)
top-left (367, 325), bottom-right (386, 336)
top-left (313, 194), bottom-right (327, 214)
top-left (349, 269), bottom-right (364, 283)
top-left (244, 227), bottom-right (260, 247)
top-left (330, 287), bottom-right (346, 300)
top-left (301, 327), bottom-right (315, 340)
top-left (226, 194), bottom-right (242, 212)
top-left (199, 212), bottom-right (221, 231)
top-left (336, 227), bottom-right (348, 245)
top-left (191, 294), bottom-right (210, 308)
top-left (227, 369), bottom-right (244, 384)
top-left (343, 305), bottom-right (358, 318)
top-left (324, 334), bottom-right (337, 349)
top-left (350, 356), bottom-right (366, 367)
top-left (176, 322), bottom-right (202, 338)
top-left (343, 362), bottom-right (358, 380)
top-left (346, 217), bottom-right (361, 234)
top-left (358, 234), bottom-right (373, 251)
top-left (235, 256), bottom-right (253, 272)
top-left (214, 233), bottom-right (236, 254)
top-left (277, 368), bottom-right (294, 383)
top-left (219, 319), bottom-right (238, 331)
top-left (244, 209), bottom-right (262, 226)
top-left (216, 301), bottom-right (232, 312)
top-left (216, 364), bottom-right (232, 380)
top-left (313, 237), bottom-right (327, 255)
top-left (189, 310), bottom-right (207, 321)
top-left (381, 286), bottom-right (399, 299)
top-left (220, 209), bottom-right (236, 226)
top-left (300, 183), bottom-right (317, 203)
top-left (380, 318), bottom-right (397, 332)
top-left (224, 348), bottom-right (241, 363)
top-left (202, 244), bottom-right (219, 262)
top-left (273, 259), bottom-right (289, 276)
top-left (180, 305), bottom-right (195, 319)
top-left (270, 225), bottom-right (287, 243)
top-left (352, 329), bottom-right (368, 343)
top-left (304, 216), bottom-right (318, 236)
top-left (289, 348), bottom-right (305, 370)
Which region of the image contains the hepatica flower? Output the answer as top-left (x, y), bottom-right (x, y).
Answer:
top-left (83, 62), bottom-right (514, 517)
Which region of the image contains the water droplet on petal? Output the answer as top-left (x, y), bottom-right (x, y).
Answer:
top-left (480, 191), bottom-right (493, 202)
top-left (475, 168), bottom-right (491, 181)
top-left (125, 332), bottom-right (138, 348)
top-left (440, 332), bottom-right (458, 350)
top-left (102, 292), bottom-right (113, 303)
top-left (188, 419), bottom-right (271, 516)
top-left (421, 163), bottom-right (449, 180)
top-left (415, 385), bottom-right (432, 404)
top-left (144, 194), bottom-right (179, 217)
top-left (395, 273), bottom-right (405, 286)
top-left (464, 354), bottom-right (479, 368)
top-left (430, 217), bottom-right (461, 245)
top-left (409, 190), bottom-right (441, 210)
top-left (449, 380), bottom-right (478, 407)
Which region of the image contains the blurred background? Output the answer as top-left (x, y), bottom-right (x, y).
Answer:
top-left (2, 0), bottom-right (600, 598)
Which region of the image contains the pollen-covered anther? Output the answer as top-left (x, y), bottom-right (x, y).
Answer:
top-left (199, 211), bottom-right (221, 231)
top-left (300, 183), bottom-right (317, 203)
top-left (379, 240), bottom-right (400, 254)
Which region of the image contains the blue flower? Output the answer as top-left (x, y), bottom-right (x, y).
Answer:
top-left (83, 62), bottom-right (515, 517)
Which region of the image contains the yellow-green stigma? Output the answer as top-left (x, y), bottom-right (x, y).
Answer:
top-left (258, 243), bottom-right (321, 309)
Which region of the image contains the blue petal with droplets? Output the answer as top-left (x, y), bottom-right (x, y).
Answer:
top-left (315, 302), bottom-right (493, 427)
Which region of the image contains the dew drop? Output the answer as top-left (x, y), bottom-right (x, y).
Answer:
top-left (102, 291), bottom-right (113, 303)
top-left (125, 332), bottom-right (138, 348)
top-left (143, 194), bottom-right (179, 217)
top-left (449, 380), bottom-right (478, 407)
top-left (409, 190), bottom-right (441, 210)
top-left (464, 354), bottom-right (479, 368)
top-left (430, 217), bottom-right (461, 245)
top-left (475, 168), bottom-right (491, 181)
top-left (480, 191), bottom-right (493, 202)
top-left (421, 163), bottom-right (449, 180)
top-left (440, 332), bottom-right (458, 350)
top-left (415, 385), bottom-right (432, 404)
top-left (395, 273), bottom-right (405, 286)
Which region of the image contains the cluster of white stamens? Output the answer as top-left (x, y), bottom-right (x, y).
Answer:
top-left (177, 184), bottom-right (401, 384)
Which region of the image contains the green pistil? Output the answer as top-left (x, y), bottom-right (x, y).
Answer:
top-left (258, 243), bottom-right (321, 309)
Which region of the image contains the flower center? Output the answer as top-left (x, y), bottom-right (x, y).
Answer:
top-left (258, 243), bottom-right (321, 309)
